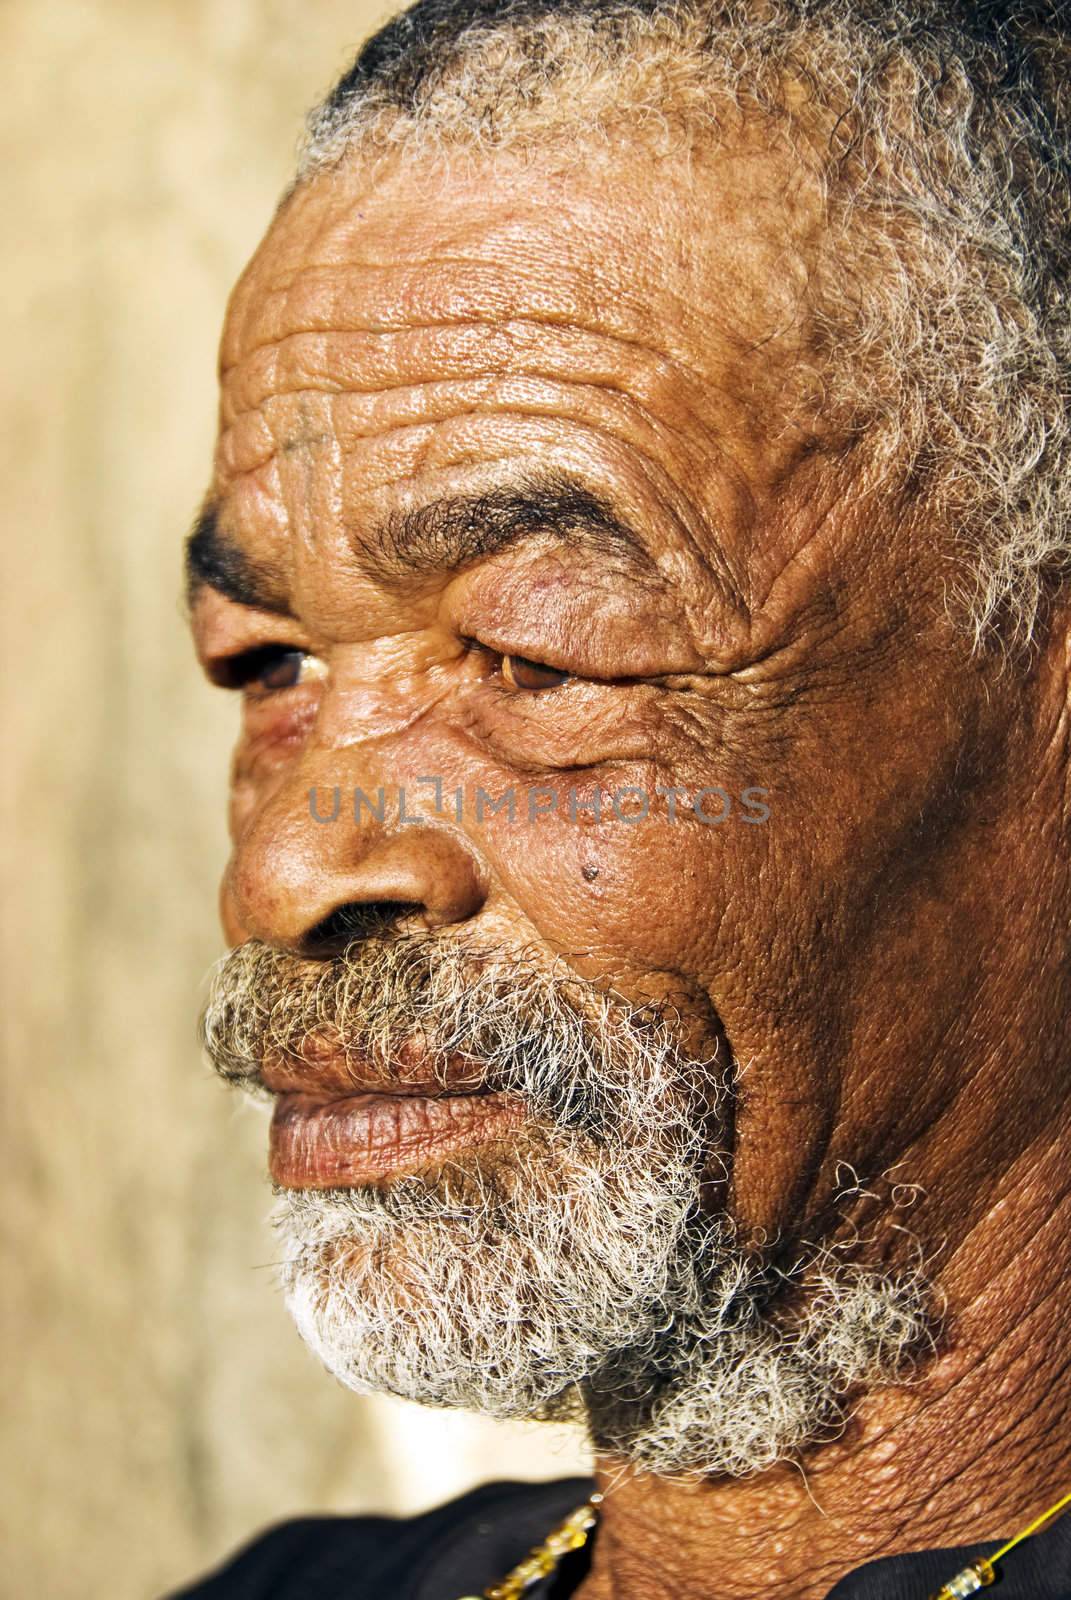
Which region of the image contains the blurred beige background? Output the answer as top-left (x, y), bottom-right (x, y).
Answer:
top-left (0, 3), bottom-right (590, 1596)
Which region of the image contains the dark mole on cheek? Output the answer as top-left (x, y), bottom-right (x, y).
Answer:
top-left (582, 863), bottom-right (599, 882)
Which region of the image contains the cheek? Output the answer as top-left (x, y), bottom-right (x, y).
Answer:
top-left (481, 776), bottom-right (767, 979)
top-left (456, 684), bottom-right (659, 772)
top-left (227, 693), bottom-right (320, 834)
top-left (240, 691), bottom-right (319, 765)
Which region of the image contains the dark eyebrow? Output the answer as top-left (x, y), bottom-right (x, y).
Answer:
top-left (185, 472), bottom-right (656, 612)
top-left (184, 503), bottom-right (292, 615)
top-left (354, 473), bottom-right (657, 589)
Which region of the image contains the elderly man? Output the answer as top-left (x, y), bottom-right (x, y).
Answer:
top-left (175, 0), bottom-right (1070, 1595)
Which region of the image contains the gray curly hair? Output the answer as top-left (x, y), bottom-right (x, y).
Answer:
top-left (298, 0), bottom-right (1070, 648)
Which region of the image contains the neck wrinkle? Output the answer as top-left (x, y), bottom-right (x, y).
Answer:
top-left (574, 1117), bottom-right (1071, 1600)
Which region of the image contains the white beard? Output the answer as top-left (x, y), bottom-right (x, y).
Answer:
top-left (269, 988), bottom-right (929, 1479)
top-left (203, 932), bottom-right (931, 1478)
top-left (275, 1161), bottom-right (930, 1478)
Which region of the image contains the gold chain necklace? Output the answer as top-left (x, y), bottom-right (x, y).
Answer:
top-left (457, 1492), bottom-right (602, 1600)
top-left (454, 1485), bottom-right (1071, 1600)
top-left (929, 1487), bottom-right (1071, 1598)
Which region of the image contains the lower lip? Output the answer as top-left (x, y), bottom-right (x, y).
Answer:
top-left (269, 1091), bottom-right (526, 1188)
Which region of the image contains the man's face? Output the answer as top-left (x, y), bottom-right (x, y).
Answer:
top-left (190, 134), bottom-right (1053, 1469)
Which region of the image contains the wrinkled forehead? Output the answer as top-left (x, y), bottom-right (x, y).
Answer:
top-left (218, 136), bottom-right (823, 442)
top-left (210, 136), bottom-right (855, 646)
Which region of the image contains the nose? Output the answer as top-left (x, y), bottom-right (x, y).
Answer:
top-left (221, 768), bottom-right (487, 954)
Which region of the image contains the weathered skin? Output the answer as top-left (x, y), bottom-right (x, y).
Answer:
top-left (190, 136), bottom-right (1071, 1598)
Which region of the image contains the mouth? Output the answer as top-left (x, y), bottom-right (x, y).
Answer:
top-left (269, 1088), bottom-right (527, 1188)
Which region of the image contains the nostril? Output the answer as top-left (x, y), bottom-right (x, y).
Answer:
top-left (301, 900), bottom-right (425, 957)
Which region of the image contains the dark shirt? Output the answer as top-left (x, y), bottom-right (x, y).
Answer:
top-left (169, 1475), bottom-right (1071, 1599)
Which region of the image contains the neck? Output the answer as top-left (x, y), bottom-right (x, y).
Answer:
top-left (575, 1122), bottom-right (1071, 1600)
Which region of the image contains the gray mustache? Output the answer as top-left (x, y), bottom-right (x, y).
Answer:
top-left (199, 931), bottom-right (710, 1141)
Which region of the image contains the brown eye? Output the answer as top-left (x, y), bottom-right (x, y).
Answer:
top-left (258, 648), bottom-right (307, 691)
top-left (500, 653), bottom-right (571, 691)
top-left (216, 645), bottom-right (325, 695)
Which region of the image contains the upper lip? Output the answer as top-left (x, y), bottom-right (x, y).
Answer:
top-left (260, 1041), bottom-right (488, 1100)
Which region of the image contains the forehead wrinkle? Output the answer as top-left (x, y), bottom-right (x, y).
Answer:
top-left (216, 159), bottom-right (828, 640)
top-left (224, 244), bottom-right (701, 378)
top-left (223, 128), bottom-right (824, 394)
top-left (220, 300), bottom-right (709, 396)
top-left (220, 315), bottom-right (716, 438)
top-left (220, 314), bottom-right (765, 583)
top-left (246, 374), bottom-right (699, 484)
top-left (221, 239), bottom-right (811, 510)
